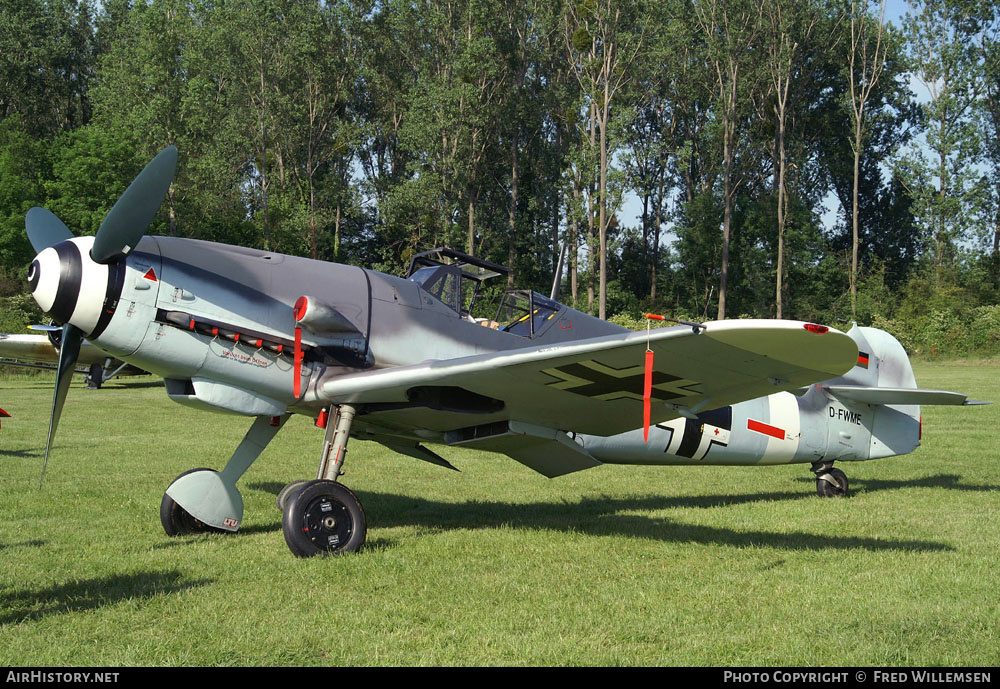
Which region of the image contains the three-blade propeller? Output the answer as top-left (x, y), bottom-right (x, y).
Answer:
top-left (26, 146), bottom-right (177, 486)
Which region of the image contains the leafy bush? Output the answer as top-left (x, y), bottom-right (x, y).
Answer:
top-left (0, 292), bottom-right (43, 334)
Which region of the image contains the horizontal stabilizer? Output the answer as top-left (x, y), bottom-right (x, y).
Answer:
top-left (821, 385), bottom-right (988, 406)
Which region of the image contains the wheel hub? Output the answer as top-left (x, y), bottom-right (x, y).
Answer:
top-left (302, 496), bottom-right (353, 550)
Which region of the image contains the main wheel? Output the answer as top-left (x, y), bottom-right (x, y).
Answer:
top-left (160, 468), bottom-right (226, 536)
top-left (816, 467), bottom-right (849, 498)
top-left (282, 480), bottom-right (366, 557)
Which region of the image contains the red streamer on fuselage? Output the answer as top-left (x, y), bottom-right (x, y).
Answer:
top-left (293, 326), bottom-right (303, 398)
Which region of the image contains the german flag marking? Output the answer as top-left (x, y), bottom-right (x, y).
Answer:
top-left (857, 351), bottom-right (870, 368)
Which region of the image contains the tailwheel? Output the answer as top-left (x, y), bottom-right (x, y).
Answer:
top-left (160, 468), bottom-right (228, 536)
top-left (815, 467), bottom-right (849, 498)
top-left (282, 479), bottom-right (366, 557)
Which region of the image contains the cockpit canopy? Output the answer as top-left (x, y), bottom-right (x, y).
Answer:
top-left (406, 248), bottom-right (561, 337)
top-left (494, 290), bottom-right (561, 337)
top-left (407, 247), bottom-right (508, 317)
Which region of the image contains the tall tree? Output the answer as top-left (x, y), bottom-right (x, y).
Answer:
top-left (976, 3), bottom-right (1000, 275)
top-left (899, 0), bottom-right (986, 282)
top-left (764, 0), bottom-right (825, 318)
top-left (844, 0), bottom-right (889, 314)
top-left (564, 0), bottom-right (646, 319)
top-left (0, 0), bottom-right (95, 136)
top-left (91, 0), bottom-right (189, 234)
top-left (279, 1), bottom-right (356, 260)
top-left (693, 0), bottom-right (766, 319)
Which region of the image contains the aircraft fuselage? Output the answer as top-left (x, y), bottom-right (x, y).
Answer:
top-left (30, 235), bottom-right (920, 471)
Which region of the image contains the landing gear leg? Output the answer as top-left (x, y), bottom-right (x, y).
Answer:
top-left (811, 461), bottom-right (849, 498)
top-left (281, 404), bottom-right (367, 557)
top-left (161, 414), bottom-right (290, 535)
top-left (316, 403), bottom-right (356, 482)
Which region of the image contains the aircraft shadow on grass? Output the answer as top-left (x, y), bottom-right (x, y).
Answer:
top-left (0, 449), bottom-right (41, 458)
top-left (0, 539), bottom-right (47, 552)
top-left (793, 472), bottom-right (999, 494)
top-left (0, 570), bottom-right (213, 626)
top-left (246, 482), bottom-right (954, 554)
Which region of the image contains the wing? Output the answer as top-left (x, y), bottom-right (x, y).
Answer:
top-left (323, 319), bottom-right (858, 439)
top-left (0, 334), bottom-right (117, 367)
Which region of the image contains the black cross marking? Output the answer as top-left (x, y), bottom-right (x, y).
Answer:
top-left (542, 360), bottom-right (699, 402)
top-left (656, 405), bottom-right (732, 460)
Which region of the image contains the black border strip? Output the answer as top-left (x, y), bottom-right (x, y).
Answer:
top-left (88, 260), bottom-right (126, 340)
top-left (50, 242), bottom-right (82, 324)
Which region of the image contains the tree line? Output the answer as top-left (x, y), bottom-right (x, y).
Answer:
top-left (2, 0), bottom-right (1000, 352)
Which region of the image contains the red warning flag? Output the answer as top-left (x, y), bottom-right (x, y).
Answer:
top-left (643, 349), bottom-right (654, 442)
top-left (293, 326), bottom-right (303, 398)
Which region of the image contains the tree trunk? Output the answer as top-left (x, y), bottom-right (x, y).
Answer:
top-left (598, 100), bottom-right (609, 320)
top-left (508, 131), bottom-right (519, 288)
top-left (570, 195), bottom-right (579, 304)
top-left (468, 192), bottom-right (475, 256)
top-left (775, 109), bottom-right (787, 319)
top-left (587, 102), bottom-right (597, 312)
top-left (719, 118), bottom-right (733, 320)
top-left (851, 123), bottom-right (861, 315)
top-left (309, 178), bottom-right (317, 260)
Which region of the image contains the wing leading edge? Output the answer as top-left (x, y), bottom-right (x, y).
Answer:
top-left (323, 319), bottom-right (858, 438)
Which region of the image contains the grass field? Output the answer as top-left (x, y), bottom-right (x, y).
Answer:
top-left (0, 362), bottom-right (997, 666)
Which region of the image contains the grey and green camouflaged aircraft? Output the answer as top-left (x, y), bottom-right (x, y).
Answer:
top-left (24, 146), bottom-right (986, 558)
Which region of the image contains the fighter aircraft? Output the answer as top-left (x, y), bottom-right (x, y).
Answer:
top-left (0, 327), bottom-right (145, 388)
top-left (24, 146), bottom-right (984, 557)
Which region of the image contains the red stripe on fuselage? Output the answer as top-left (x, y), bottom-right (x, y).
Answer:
top-left (747, 418), bottom-right (785, 440)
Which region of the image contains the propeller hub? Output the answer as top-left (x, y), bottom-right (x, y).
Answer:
top-left (29, 236), bottom-right (118, 338)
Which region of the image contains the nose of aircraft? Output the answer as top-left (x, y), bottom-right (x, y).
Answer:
top-left (28, 247), bottom-right (61, 319)
top-left (27, 236), bottom-right (112, 337)
top-left (23, 145), bottom-right (178, 487)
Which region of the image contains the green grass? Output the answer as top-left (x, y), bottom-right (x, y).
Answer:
top-left (0, 362), bottom-right (997, 666)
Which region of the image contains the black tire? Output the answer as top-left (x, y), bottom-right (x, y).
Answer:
top-left (160, 468), bottom-right (227, 536)
top-left (276, 479), bottom-right (310, 512)
top-left (282, 480), bottom-right (366, 557)
top-left (87, 363), bottom-right (103, 389)
top-left (816, 467), bottom-right (849, 498)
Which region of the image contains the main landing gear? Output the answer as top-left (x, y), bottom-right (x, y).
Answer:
top-left (811, 461), bottom-right (849, 498)
top-left (159, 405), bottom-right (366, 558)
top-left (279, 404), bottom-right (367, 557)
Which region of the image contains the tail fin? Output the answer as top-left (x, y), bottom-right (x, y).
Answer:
top-left (822, 325), bottom-right (985, 405)
top-left (822, 326), bottom-right (986, 460)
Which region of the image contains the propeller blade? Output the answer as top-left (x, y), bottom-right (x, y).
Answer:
top-left (40, 323), bottom-right (83, 487)
top-left (25, 208), bottom-right (74, 253)
top-left (90, 146), bottom-right (178, 264)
